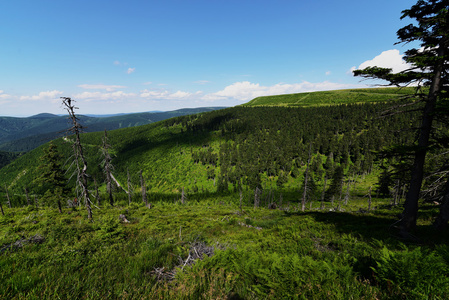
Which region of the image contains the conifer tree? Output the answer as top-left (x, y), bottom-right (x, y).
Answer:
top-left (354, 0), bottom-right (449, 234)
top-left (326, 166), bottom-right (344, 201)
top-left (37, 142), bottom-right (67, 212)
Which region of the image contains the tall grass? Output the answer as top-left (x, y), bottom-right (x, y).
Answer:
top-left (1, 195), bottom-right (448, 299)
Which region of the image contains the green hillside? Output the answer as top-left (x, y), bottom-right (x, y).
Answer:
top-left (244, 87), bottom-right (416, 107)
top-left (0, 92), bottom-right (420, 202)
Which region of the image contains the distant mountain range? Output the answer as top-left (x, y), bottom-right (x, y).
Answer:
top-left (0, 107), bottom-right (226, 152)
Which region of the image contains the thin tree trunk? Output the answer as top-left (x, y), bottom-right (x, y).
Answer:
top-left (25, 187), bottom-right (31, 206)
top-left (400, 44), bottom-right (445, 235)
top-left (5, 185), bottom-right (11, 208)
top-left (181, 187), bottom-right (186, 204)
top-left (127, 168), bottom-right (132, 206)
top-left (368, 186), bottom-right (372, 211)
top-left (301, 143), bottom-right (312, 212)
top-left (103, 130), bottom-right (114, 206)
top-left (57, 198), bottom-right (62, 213)
top-left (0, 198), bottom-right (4, 215)
top-left (34, 195), bottom-right (39, 210)
top-left (321, 177), bottom-right (327, 210)
top-left (239, 189), bottom-right (243, 213)
top-left (94, 177), bottom-right (100, 206)
top-left (254, 187), bottom-right (260, 208)
top-left (344, 180), bottom-right (350, 205)
top-left (393, 179), bottom-right (400, 206)
top-left (140, 170), bottom-right (148, 206)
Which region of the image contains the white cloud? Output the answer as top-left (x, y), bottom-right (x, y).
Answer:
top-left (113, 60), bottom-right (120, 65)
top-left (78, 84), bottom-right (127, 91)
top-left (127, 67), bottom-right (136, 74)
top-left (143, 82), bottom-right (153, 85)
top-left (194, 80), bottom-right (210, 85)
top-left (20, 90), bottom-right (64, 101)
top-left (0, 90), bottom-right (10, 99)
top-left (0, 90), bottom-right (11, 105)
top-left (325, 71), bottom-right (331, 76)
top-left (203, 81), bottom-right (355, 102)
top-left (353, 49), bottom-right (412, 74)
top-left (140, 89), bottom-right (202, 100)
top-left (73, 91), bottom-right (136, 101)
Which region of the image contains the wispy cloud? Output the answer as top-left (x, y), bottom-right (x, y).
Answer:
top-left (140, 89), bottom-right (202, 100)
top-left (78, 84), bottom-right (127, 91)
top-left (127, 67), bottom-right (136, 74)
top-left (19, 90), bottom-right (64, 101)
top-left (0, 90), bottom-right (11, 99)
top-left (73, 91), bottom-right (136, 102)
top-left (194, 80), bottom-right (210, 85)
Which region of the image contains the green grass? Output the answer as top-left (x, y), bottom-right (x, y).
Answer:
top-left (244, 87), bottom-right (417, 107)
top-left (1, 194), bottom-right (448, 299)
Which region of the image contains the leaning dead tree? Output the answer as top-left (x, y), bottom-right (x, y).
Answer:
top-left (62, 97), bottom-right (93, 220)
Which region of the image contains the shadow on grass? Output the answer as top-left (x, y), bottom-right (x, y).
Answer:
top-left (284, 205), bottom-right (449, 247)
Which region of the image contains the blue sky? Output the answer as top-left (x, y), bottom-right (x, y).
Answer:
top-left (1, 0), bottom-right (416, 117)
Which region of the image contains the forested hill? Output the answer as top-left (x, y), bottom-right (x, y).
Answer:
top-left (0, 92), bottom-right (420, 200)
top-left (0, 107), bottom-right (225, 152)
top-left (244, 87), bottom-right (416, 107)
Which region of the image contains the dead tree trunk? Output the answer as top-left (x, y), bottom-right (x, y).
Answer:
top-left (127, 168), bottom-right (132, 206)
top-left (34, 195), bottom-right (39, 210)
top-left (239, 189), bottom-right (243, 212)
top-left (181, 187), bottom-right (186, 204)
top-left (94, 177), bottom-right (100, 206)
top-left (140, 170), bottom-right (148, 206)
top-left (62, 97), bottom-right (93, 221)
top-left (102, 130), bottom-right (114, 206)
top-left (368, 186), bottom-right (372, 211)
top-left (5, 185), bottom-right (11, 208)
top-left (254, 187), bottom-right (261, 208)
top-left (321, 177), bottom-right (327, 210)
top-left (24, 187), bottom-right (31, 206)
top-left (344, 180), bottom-right (350, 205)
top-left (301, 143), bottom-right (312, 212)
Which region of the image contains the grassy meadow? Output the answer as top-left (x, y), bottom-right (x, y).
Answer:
top-left (1, 193), bottom-right (449, 299)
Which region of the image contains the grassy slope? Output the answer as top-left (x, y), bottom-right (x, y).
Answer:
top-left (244, 87), bottom-right (416, 107)
top-left (1, 200), bottom-right (448, 299)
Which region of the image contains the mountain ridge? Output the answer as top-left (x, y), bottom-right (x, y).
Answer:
top-left (0, 107), bottom-right (226, 152)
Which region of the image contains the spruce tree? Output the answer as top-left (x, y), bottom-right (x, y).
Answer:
top-left (354, 0), bottom-right (449, 234)
top-left (37, 142), bottom-right (67, 211)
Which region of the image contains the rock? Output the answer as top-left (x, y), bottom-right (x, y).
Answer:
top-left (118, 214), bottom-right (130, 223)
